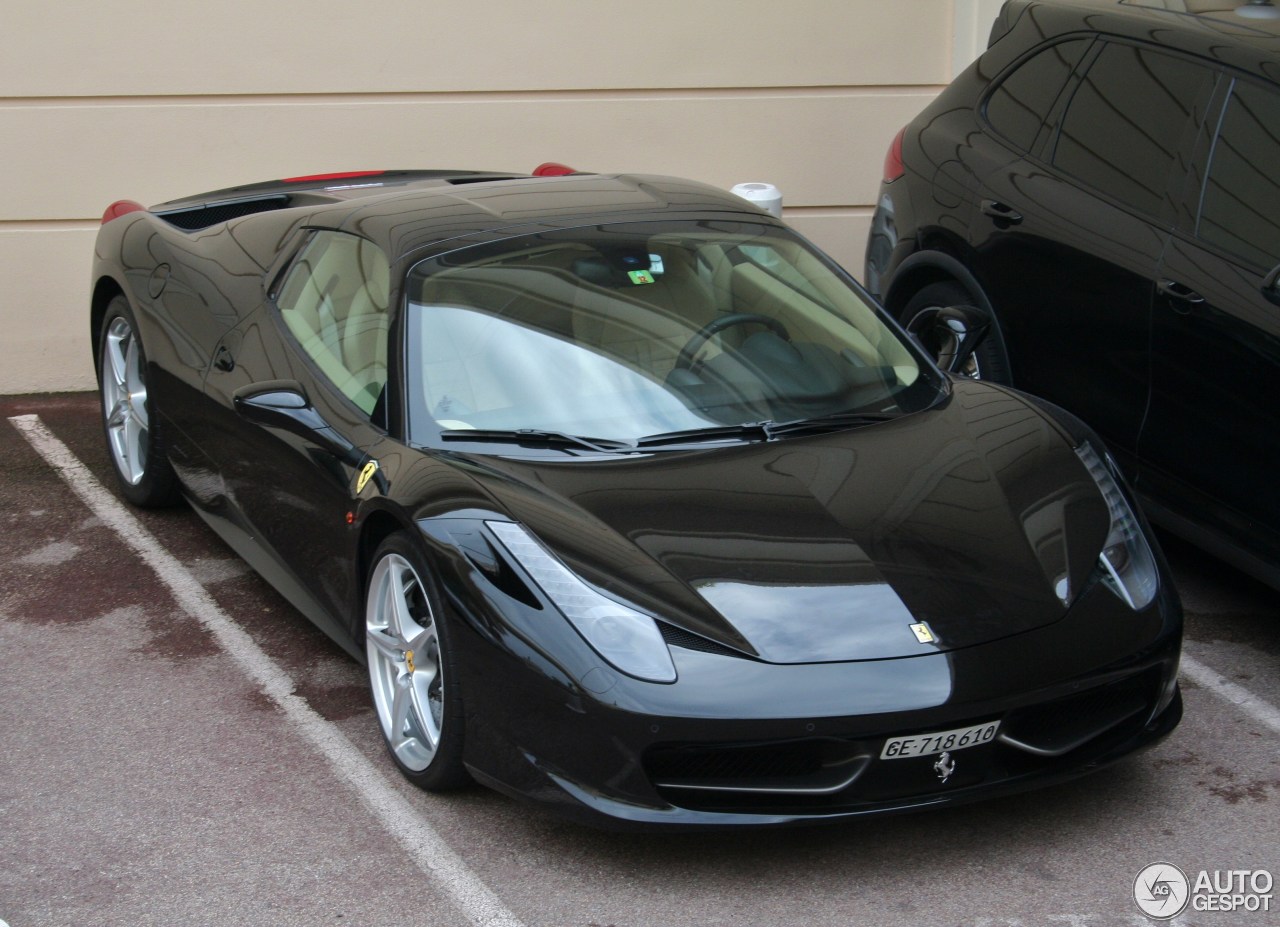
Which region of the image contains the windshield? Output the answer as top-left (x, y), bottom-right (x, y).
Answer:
top-left (404, 220), bottom-right (940, 449)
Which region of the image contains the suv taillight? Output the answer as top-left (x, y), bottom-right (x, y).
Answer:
top-left (883, 127), bottom-right (907, 183)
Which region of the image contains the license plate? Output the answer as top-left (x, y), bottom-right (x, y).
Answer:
top-left (880, 720), bottom-right (1000, 760)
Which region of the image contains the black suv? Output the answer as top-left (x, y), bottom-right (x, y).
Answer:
top-left (867, 0), bottom-right (1280, 590)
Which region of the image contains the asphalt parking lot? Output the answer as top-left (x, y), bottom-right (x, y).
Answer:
top-left (1, 393), bottom-right (1276, 927)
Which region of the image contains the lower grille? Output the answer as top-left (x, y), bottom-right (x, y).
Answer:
top-left (646, 739), bottom-right (872, 796)
top-left (998, 669), bottom-right (1158, 758)
top-left (641, 669), bottom-right (1166, 815)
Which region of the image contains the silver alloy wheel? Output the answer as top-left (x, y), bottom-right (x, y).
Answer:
top-left (101, 315), bottom-right (151, 484)
top-left (366, 552), bottom-right (444, 772)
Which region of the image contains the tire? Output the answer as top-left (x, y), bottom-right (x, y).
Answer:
top-left (900, 281), bottom-right (1012, 384)
top-left (97, 296), bottom-right (180, 506)
top-left (365, 533), bottom-right (470, 790)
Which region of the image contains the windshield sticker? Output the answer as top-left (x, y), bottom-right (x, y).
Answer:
top-left (627, 269), bottom-right (656, 286)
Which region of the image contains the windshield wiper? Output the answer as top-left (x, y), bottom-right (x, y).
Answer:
top-left (442, 412), bottom-right (901, 455)
top-left (633, 412), bottom-right (898, 449)
top-left (630, 422), bottom-right (774, 449)
top-left (438, 428), bottom-right (632, 454)
top-left (763, 410), bottom-right (899, 437)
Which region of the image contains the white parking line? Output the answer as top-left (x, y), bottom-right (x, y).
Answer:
top-left (1180, 652), bottom-right (1280, 736)
top-left (8, 414), bottom-right (526, 927)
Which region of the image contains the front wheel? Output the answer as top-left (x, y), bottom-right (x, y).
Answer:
top-left (900, 281), bottom-right (1011, 384)
top-left (365, 533), bottom-right (470, 790)
top-left (97, 296), bottom-right (180, 506)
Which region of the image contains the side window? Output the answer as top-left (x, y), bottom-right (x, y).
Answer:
top-left (1198, 79), bottom-right (1280, 270)
top-left (276, 232), bottom-right (391, 415)
top-left (984, 39), bottom-right (1091, 152)
top-left (1052, 42), bottom-right (1213, 216)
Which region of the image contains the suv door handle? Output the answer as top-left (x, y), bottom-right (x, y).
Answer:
top-left (981, 200), bottom-right (1023, 225)
top-left (1157, 279), bottom-right (1205, 306)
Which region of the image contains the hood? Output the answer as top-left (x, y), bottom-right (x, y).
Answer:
top-left (468, 381), bottom-right (1111, 662)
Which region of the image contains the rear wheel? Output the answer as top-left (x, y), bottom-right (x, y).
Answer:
top-left (365, 533), bottom-right (470, 790)
top-left (97, 296), bottom-right (180, 506)
top-left (900, 281), bottom-right (1011, 383)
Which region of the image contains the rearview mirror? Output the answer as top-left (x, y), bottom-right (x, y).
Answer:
top-left (906, 304), bottom-right (991, 376)
top-left (233, 381), bottom-right (365, 468)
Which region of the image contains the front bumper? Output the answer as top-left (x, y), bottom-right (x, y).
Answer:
top-left (453, 574), bottom-right (1183, 831)
top-left (541, 685), bottom-right (1182, 830)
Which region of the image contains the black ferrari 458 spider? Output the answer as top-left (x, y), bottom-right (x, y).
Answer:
top-left (91, 167), bottom-right (1182, 828)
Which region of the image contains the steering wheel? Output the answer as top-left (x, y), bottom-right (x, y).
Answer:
top-left (674, 313), bottom-right (790, 371)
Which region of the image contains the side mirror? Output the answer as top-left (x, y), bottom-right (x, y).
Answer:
top-left (233, 381), bottom-right (364, 468)
top-left (906, 304), bottom-right (991, 376)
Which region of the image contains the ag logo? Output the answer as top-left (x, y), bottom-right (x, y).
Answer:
top-left (1134, 862), bottom-right (1190, 920)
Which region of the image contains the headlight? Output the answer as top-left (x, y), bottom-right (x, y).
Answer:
top-left (486, 521), bottom-right (677, 683)
top-left (1075, 442), bottom-right (1159, 611)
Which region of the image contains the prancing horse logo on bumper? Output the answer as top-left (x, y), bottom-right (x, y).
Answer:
top-left (934, 751), bottom-right (956, 783)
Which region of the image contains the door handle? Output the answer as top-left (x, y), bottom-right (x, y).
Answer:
top-left (1156, 279), bottom-right (1205, 309)
top-left (981, 200), bottom-right (1023, 225)
top-left (213, 344), bottom-right (236, 372)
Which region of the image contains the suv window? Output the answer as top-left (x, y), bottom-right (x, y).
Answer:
top-left (985, 39), bottom-right (1091, 152)
top-left (276, 231), bottom-right (391, 415)
top-left (1199, 79), bottom-right (1280, 270)
top-left (1052, 42), bottom-right (1214, 217)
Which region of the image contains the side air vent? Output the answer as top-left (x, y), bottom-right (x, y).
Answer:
top-left (445, 174), bottom-right (527, 185)
top-left (155, 195), bottom-right (290, 231)
top-left (657, 622), bottom-right (750, 659)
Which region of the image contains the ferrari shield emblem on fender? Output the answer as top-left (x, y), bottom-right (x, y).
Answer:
top-left (934, 751), bottom-right (956, 783)
top-left (910, 622), bottom-right (935, 644)
top-left (357, 460), bottom-right (379, 494)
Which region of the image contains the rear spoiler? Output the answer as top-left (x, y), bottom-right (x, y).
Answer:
top-left (151, 169), bottom-right (528, 213)
top-left (101, 164), bottom-right (592, 228)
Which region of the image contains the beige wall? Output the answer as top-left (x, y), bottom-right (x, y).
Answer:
top-left (0, 0), bottom-right (995, 393)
